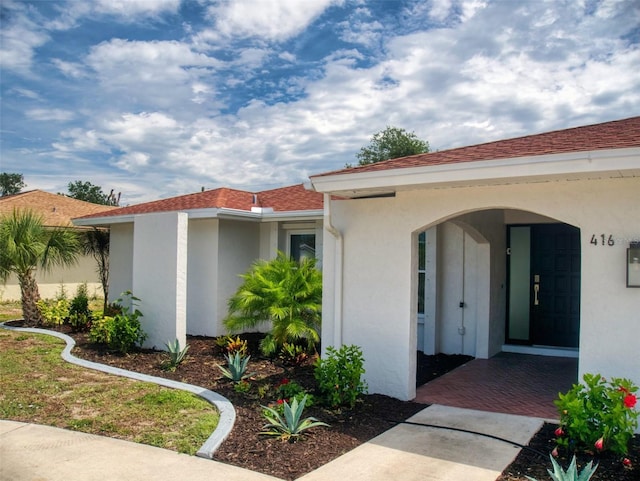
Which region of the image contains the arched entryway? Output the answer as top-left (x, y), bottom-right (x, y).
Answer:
top-left (415, 208), bottom-right (581, 386)
top-left (416, 221), bottom-right (490, 359)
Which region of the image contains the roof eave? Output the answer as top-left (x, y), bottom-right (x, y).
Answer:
top-left (309, 147), bottom-right (640, 197)
top-left (72, 207), bottom-right (324, 226)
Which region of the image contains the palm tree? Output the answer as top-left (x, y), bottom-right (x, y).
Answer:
top-left (224, 252), bottom-right (322, 356)
top-left (81, 227), bottom-right (110, 313)
top-left (0, 209), bottom-right (80, 324)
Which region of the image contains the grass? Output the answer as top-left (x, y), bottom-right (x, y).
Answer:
top-left (0, 300), bottom-right (22, 322)
top-left (0, 329), bottom-right (219, 455)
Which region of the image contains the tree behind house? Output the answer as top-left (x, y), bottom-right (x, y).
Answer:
top-left (0, 209), bottom-right (80, 324)
top-left (0, 173), bottom-right (26, 196)
top-left (65, 180), bottom-right (120, 206)
top-left (355, 126), bottom-right (429, 166)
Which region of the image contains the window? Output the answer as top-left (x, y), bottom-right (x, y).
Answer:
top-left (418, 231), bottom-right (426, 314)
top-left (289, 232), bottom-right (316, 263)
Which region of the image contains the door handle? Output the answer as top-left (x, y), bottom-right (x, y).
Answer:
top-left (534, 284), bottom-right (540, 306)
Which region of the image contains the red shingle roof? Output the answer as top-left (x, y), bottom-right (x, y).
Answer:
top-left (312, 116), bottom-right (640, 177)
top-left (258, 184), bottom-right (324, 211)
top-left (76, 184), bottom-right (323, 220)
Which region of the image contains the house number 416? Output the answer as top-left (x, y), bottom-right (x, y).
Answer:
top-left (590, 234), bottom-right (615, 246)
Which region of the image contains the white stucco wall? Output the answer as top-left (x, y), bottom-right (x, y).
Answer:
top-left (322, 176), bottom-right (640, 401)
top-left (108, 223), bottom-right (134, 304)
top-left (187, 219), bottom-right (219, 336)
top-left (132, 212), bottom-right (188, 350)
top-left (217, 220), bottom-right (261, 333)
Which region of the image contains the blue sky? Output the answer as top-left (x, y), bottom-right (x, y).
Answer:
top-left (1, 0), bottom-right (639, 204)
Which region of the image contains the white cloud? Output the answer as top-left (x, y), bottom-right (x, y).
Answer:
top-left (26, 109), bottom-right (76, 122)
top-left (52, 59), bottom-right (89, 78)
top-left (0, 3), bottom-right (49, 75)
top-left (429, 0), bottom-right (452, 22)
top-left (208, 0), bottom-right (338, 41)
top-left (93, 0), bottom-right (181, 17)
top-left (5, 0), bottom-right (639, 204)
top-left (10, 88), bottom-right (42, 100)
top-left (46, 0), bottom-right (180, 30)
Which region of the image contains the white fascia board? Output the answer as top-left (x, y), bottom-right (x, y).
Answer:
top-left (261, 209), bottom-right (324, 222)
top-left (310, 147), bottom-right (640, 195)
top-left (73, 215), bottom-right (136, 226)
top-left (73, 207), bottom-right (323, 226)
top-left (189, 208), bottom-right (260, 220)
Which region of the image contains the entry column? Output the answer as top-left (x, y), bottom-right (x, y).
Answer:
top-left (133, 212), bottom-right (188, 350)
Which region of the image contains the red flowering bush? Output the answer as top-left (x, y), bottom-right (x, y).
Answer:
top-left (275, 378), bottom-right (314, 409)
top-left (554, 373), bottom-right (639, 456)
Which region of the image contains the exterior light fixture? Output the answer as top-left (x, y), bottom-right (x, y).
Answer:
top-left (628, 242), bottom-right (640, 288)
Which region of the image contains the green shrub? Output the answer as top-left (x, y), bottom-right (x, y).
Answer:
top-left (88, 291), bottom-right (146, 354)
top-left (554, 373), bottom-right (638, 455)
top-left (68, 283), bottom-right (92, 331)
top-left (276, 378), bottom-right (314, 407)
top-left (36, 298), bottom-right (70, 326)
top-left (89, 316), bottom-right (114, 345)
top-left (314, 344), bottom-right (367, 409)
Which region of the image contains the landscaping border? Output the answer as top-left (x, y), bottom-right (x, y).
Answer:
top-left (0, 322), bottom-right (235, 459)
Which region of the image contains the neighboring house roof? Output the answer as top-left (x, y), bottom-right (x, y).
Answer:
top-left (0, 190), bottom-right (118, 227)
top-left (75, 184), bottom-right (323, 222)
top-left (313, 116), bottom-right (640, 177)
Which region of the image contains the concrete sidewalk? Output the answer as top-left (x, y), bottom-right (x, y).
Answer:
top-left (1, 405), bottom-right (544, 481)
top-left (0, 420), bottom-right (279, 481)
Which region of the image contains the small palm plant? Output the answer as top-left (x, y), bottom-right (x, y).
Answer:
top-left (224, 252), bottom-right (322, 357)
top-left (163, 339), bottom-right (189, 371)
top-left (526, 455), bottom-right (598, 481)
top-left (218, 352), bottom-right (252, 382)
top-left (261, 395), bottom-right (329, 442)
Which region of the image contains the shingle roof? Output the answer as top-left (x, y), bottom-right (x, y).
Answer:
top-left (0, 190), bottom-right (118, 227)
top-left (312, 116), bottom-right (640, 178)
top-left (258, 184), bottom-right (324, 211)
top-left (76, 184), bottom-right (323, 220)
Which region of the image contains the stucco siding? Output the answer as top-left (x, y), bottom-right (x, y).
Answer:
top-left (217, 220), bottom-right (261, 332)
top-left (108, 223), bottom-right (134, 304)
top-left (132, 212), bottom-right (188, 350)
top-left (323, 176), bottom-right (640, 401)
top-left (187, 219), bottom-right (219, 336)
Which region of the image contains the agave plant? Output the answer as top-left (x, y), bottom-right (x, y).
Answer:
top-left (218, 351), bottom-right (252, 382)
top-left (260, 395), bottom-right (329, 442)
top-left (526, 455), bottom-right (598, 481)
top-left (163, 339), bottom-right (190, 371)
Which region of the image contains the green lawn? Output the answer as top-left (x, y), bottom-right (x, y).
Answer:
top-left (0, 329), bottom-right (219, 455)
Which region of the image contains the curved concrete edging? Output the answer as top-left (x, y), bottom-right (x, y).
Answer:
top-left (0, 323), bottom-right (235, 459)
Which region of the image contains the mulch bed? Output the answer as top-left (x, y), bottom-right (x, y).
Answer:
top-left (496, 422), bottom-right (639, 481)
top-left (7, 321), bottom-right (639, 481)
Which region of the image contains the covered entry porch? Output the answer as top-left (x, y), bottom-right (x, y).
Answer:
top-left (414, 352), bottom-right (578, 419)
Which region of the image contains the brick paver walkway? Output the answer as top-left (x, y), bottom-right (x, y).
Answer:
top-left (414, 352), bottom-right (578, 419)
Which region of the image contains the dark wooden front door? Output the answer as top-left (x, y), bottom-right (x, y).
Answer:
top-left (507, 224), bottom-right (581, 348)
top-left (530, 224), bottom-right (581, 347)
